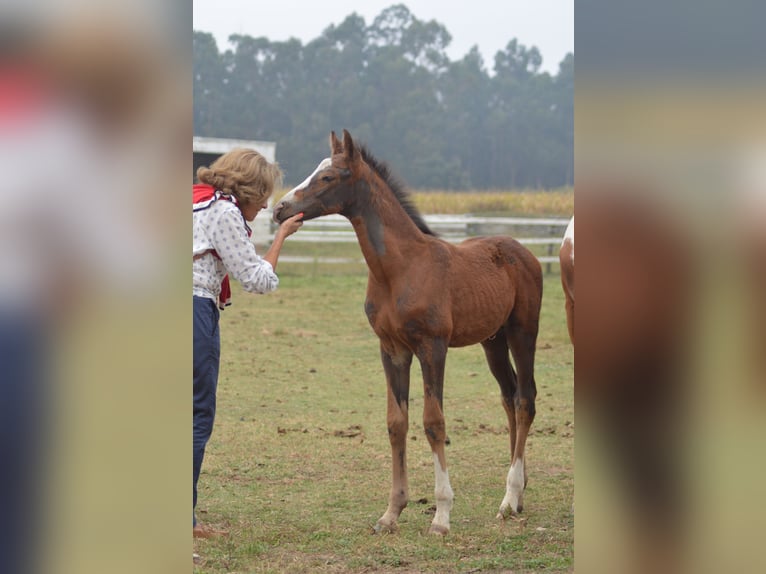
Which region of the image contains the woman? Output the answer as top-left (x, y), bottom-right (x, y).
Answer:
top-left (192, 148), bottom-right (303, 538)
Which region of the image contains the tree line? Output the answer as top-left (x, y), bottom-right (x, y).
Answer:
top-left (194, 4), bottom-right (573, 190)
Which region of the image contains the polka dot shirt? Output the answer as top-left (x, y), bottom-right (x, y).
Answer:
top-left (193, 199), bottom-right (278, 302)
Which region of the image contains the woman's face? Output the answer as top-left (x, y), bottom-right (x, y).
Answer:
top-left (240, 196), bottom-right (269, 222)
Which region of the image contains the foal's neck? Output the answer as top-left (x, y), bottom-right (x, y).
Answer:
top-left (345, 179), bottom-right (426, 283)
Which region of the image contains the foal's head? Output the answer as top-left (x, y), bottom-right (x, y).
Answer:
top-left (272, 129), bottom-right (363, 223)
top-left (273, 130), bottom-right (433, 235)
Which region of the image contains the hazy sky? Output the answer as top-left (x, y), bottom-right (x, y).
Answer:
top-left (193, 0), bottom-right (573, 74)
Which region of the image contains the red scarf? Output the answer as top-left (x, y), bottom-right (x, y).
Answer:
top-left (0, 69), bottom-right (46, 128)
top-left (193, 184), bottom-right (251, 310)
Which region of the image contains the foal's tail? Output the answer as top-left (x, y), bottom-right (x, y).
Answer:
top-left (501, 237), bottom-right (544, 361)
top-left (506, 237), bottom-right (544, 306)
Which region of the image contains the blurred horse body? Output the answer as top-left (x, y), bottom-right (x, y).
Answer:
top-left (560, 216), bottom-right (575, 345)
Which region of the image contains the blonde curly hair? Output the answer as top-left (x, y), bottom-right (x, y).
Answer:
top-left (196, 148), bottom-right (283, 207)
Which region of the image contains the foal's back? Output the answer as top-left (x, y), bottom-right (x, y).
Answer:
top-left (422, 235), bottom-right (542, 348)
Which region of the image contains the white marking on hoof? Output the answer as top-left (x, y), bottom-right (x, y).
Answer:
top-left (498, 458), bottom-right (525, 518)
top-left (431, 453), bottom-right (454, 533)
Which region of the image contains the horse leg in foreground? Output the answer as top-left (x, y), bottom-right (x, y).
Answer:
top-left (374, 346), bottom-right (413, 534)
top-left (374, 338), bottom-right (455, 536)
top-left (481, 293), bottom-right (540, 517)
top-left (482, 332), bottom-right (525, 518)
top-left (500, 321), bottom-right (539, 517)
top-left (416, 338), bottom-right (454, 535)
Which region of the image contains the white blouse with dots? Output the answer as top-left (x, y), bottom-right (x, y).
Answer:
top-left (192, 199), bottom-right (278, 303)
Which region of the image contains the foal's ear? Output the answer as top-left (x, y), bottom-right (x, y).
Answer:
top-left (330, 131), bottom-right (343, 154)
top-left (342, 129), bottom-right (359, 165)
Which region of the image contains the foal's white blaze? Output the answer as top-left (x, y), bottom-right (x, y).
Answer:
top-left (562, 216), bottom-right (574, 264)
top-left (499, 457), bottom-right (525, 517)
top-left (279, 157), bottom-right (332, 204)
top-left (432, 453), bottom-right (454, 531)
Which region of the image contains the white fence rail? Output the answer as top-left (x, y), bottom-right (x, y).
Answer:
top-left (254, 212), bottom-right (570, 265)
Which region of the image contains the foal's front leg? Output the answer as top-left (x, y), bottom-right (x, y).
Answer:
top-left (374, 345), bottom-right (412, 534)
top-left (418, 338), bottom-right (454, 535)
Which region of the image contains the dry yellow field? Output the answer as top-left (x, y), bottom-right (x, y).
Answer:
top-left (274, 188), bottom-right (575, 217)
top-left (412, 188), bottom-right (574, 216)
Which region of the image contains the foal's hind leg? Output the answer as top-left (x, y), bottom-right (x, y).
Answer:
top-left (374, 345), bottom-right (412, 534)
top-left (480, 330), bottom-right (519, 472)
top-left (498, 313), bottom-right (540, 518)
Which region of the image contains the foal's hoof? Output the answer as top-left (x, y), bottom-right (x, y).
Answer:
top-left (428, 523), bottom-right (449, 536)
top-left (496, 503), bottom-right (523, 520)
top-left (372, 521), bottom-right (398, 535)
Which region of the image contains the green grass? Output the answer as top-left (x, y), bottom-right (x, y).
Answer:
top-left (194, 266), bottom-right (573, 573)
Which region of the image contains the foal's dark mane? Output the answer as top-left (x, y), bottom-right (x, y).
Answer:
top-left (358, 145), bottom-right (436, 236)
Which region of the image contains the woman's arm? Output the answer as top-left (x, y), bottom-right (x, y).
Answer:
top-left (209, 207), bottom-right (280, 294)
top-left (261, 212), bottom-right (304, 271)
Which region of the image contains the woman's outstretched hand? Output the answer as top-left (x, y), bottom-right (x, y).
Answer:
top-left (277, 212), bottom-right (304, 239)
top-left (263, 212), bottom-right (303, 270)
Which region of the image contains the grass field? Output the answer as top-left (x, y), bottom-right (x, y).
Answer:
top-left (193, 257), bottom-right (574, 572)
